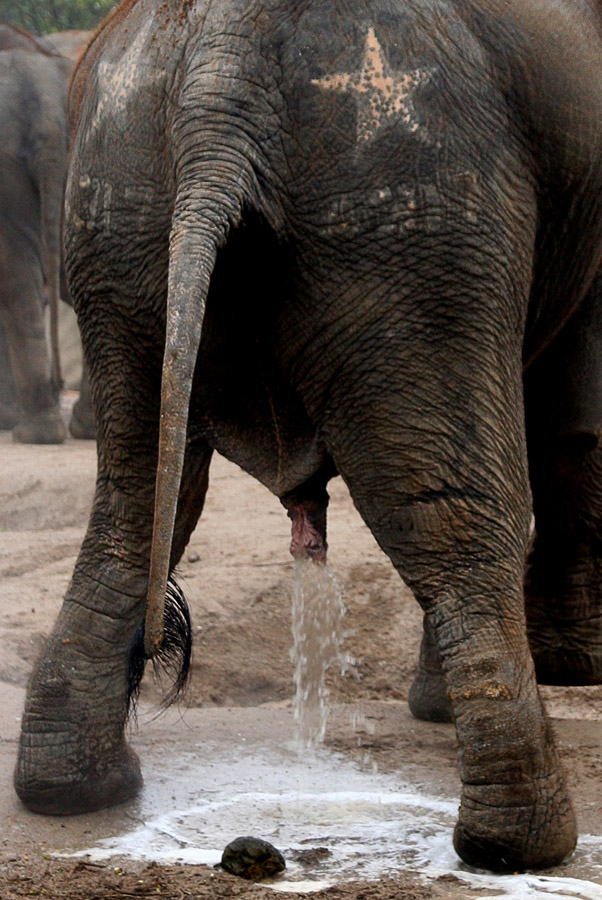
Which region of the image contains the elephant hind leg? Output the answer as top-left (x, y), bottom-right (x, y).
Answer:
top-left (16, 346), bottom-right (212, 815)
top-left (315, 287), bottom-right (575, 870)
top-left (525, 276), bottom-right (602, 684)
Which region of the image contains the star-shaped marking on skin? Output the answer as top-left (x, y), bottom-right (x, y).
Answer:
top-left (312, 27), bottom-right (431, 146)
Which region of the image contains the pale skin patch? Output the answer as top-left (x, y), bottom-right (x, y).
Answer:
top-left (90, 21), bottom-right (155, 134)
top-left (312, 27), bottom-right (431, 146)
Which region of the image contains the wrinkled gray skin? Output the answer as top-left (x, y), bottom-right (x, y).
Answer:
top-left (16, 0), bottom-right (602, 874)
top-left (0, 49), bottom-right (73, 443)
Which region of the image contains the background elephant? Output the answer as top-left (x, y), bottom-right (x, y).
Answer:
top-left (0, 25), bottom-right (95, 442)
top-left (0, 24), bottom-right (56, 55)
top-left (42, 30), bottom-right (92, 61)
top-left (16, 0), bottom-right (602, 876)
top-left (0, 49), bottom-right (72, 442)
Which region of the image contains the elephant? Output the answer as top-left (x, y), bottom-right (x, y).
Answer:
top-left (0, 49), bottom-right (73, 443)
top-left (0, 31), bottom-right (96, 439)
top-left (0, 272), bottom-right (97, 439)
top-left (0, 24), bottom-right (56, 55)
top-left (15, 0), bottom-right (602, 875)
top-left (42, 30), bottom-right (92, 62)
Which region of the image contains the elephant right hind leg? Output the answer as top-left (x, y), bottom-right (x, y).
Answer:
top-left (314, 259), bottom-right (575, 871)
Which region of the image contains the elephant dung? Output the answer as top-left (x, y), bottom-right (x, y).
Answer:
top-left (220, 836), bottom-right (286, 881)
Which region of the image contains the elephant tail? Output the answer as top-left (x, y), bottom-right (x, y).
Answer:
top-left (127, 574), bottom-right (192, 716)
top-left (142, 33), bottom-right (268, 665)
top-left (144, 186), bottom-right (252, 660)
top-left (142, 214), bottom-right (220, 661)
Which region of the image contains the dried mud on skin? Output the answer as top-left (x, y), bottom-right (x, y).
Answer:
top-left (0, 857), bottom-right (477, 900)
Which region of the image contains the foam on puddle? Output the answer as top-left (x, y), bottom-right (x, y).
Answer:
top-left (63, 561), bottom-right (602, 897)
top-left (64, 740), bottom-right (602, 899)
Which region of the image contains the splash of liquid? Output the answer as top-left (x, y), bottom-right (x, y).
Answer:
top-left (291, 559), bottom-right (353, 748)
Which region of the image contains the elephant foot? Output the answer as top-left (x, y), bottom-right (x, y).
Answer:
top-left (409, 614), bottom-right (453, 722)
top-left (454, 769), bottom-right (577, 872)
top-left (525, 540), bottom-right (602, 684)
top-left (0, 400), bottom-right (20, 430)
top-left (69, 397), bottom-right (96, 440)
top-left (15, 739), bottom-right (142, 815)
top-left (13, 408), bottom-right (66, 444)
top-left (16, 603), bottom-right (144, 815)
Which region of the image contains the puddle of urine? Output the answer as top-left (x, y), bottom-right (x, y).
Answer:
top-left (65, 738), bottom-right (602, 899)
top-left (63, 561), bottom-right (602, 899)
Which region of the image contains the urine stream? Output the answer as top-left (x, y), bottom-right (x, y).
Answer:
top-left (291, 559), bottom-right (353, 747)
top-left (66, 561), bottom-right (602, 899)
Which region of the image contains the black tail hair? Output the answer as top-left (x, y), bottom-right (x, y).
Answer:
top-left (126, 575), bottom-right (192, 718)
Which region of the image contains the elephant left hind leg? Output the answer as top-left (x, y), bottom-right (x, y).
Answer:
top-left (15, 330), bottom-right (213, 815)
top-left (525, 278), bottom-right (602, 684)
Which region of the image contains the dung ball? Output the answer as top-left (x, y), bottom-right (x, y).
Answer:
top-left (221, 835), bottom-right (286, 881)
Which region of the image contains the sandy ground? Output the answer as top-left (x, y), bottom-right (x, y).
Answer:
top-left (1, 420), bottom-right (602, 899)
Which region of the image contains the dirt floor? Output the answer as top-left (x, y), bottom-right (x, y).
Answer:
top-left (2, 419), bottom-right (602, 899)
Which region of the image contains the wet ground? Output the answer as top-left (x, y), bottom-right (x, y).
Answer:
top-left (2, 428), bottom-right (602, 899)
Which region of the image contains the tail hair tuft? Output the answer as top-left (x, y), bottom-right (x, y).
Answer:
top-left (126, 574), bottom-right (192, 719)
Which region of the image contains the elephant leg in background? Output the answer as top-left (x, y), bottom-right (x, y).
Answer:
top-left (69, 362), bottom-right (96, 439)
top-left (408, 614), bottom-right (452, 722)
top-left (15, 327), bottom-right (213, 813)
top-left (0, 232), bottom-right (65, 443)
top-left (320, 285), bottom-right (574, 870)
top-left (0, 317), bottom-right (19, 430)
top-left (525, 277), bottom-right (602, 684)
